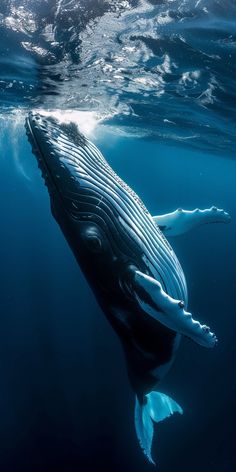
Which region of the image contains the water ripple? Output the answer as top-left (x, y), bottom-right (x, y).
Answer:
top-left (0, 0), bottom-right (236, 156)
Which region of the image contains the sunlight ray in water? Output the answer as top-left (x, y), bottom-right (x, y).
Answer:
top-left (0, 111), bottom-right (32, 181)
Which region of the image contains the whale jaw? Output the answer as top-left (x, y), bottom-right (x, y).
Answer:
top-left (25, 113), bottom-right (87, 210)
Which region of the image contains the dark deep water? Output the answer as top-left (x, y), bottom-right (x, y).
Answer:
top-left (0, 1), bottom-right (236, 471)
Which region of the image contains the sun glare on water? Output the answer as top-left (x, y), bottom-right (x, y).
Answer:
top-left (38, 109), bottom-right (102, 136)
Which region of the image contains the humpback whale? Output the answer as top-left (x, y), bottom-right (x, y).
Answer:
top-left (25, 112), bottom-right (230, 464)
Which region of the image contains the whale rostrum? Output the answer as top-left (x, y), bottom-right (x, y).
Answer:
top-left (25, 112), bottom-right (230, 465)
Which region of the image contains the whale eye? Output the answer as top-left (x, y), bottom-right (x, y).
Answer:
top-left (83, 226), bottom-right (104, 253)
top-left (86, 234), bottom-right (102, 252)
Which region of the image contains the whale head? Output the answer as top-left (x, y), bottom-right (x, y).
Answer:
top-left (26, 112), bottom-right (107, 216)
top-left (26, 111), bottom-right (186, 303)
top-left (25, 112), bottom-right (147, 286)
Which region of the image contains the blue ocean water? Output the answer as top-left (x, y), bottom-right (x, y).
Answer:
top-left (0, 1), bottom-right (235, 471)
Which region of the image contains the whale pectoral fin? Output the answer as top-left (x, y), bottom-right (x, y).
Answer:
top-left (153, 207), bottom-right (231, 236)
top-left (132, 271), bottom-right (217, 348)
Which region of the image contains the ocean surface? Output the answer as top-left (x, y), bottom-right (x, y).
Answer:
top-left (0, 1), bottom-right (235, 471)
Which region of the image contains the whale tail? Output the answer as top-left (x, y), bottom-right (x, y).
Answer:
top-left (134, 391), bottom-right (183, 465)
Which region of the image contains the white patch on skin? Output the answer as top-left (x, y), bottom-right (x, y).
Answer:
top-left (153, 207), bottom-right (231, 237)
top-left (134, 271), bottom-right (218, 348)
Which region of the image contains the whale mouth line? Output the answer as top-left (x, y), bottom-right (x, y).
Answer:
top-left (25, 113), bottom-right (64, 200)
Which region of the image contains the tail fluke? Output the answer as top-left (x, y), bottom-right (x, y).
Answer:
top-left (134, 391), bottom-right (183, 465)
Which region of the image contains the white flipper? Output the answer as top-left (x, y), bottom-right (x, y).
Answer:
top-left (153, 206), bottom-right (231, 236)
top-left (133, 271), bottom-right (217, 348)
top-left (135, 391), bottom-right (183, 465)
